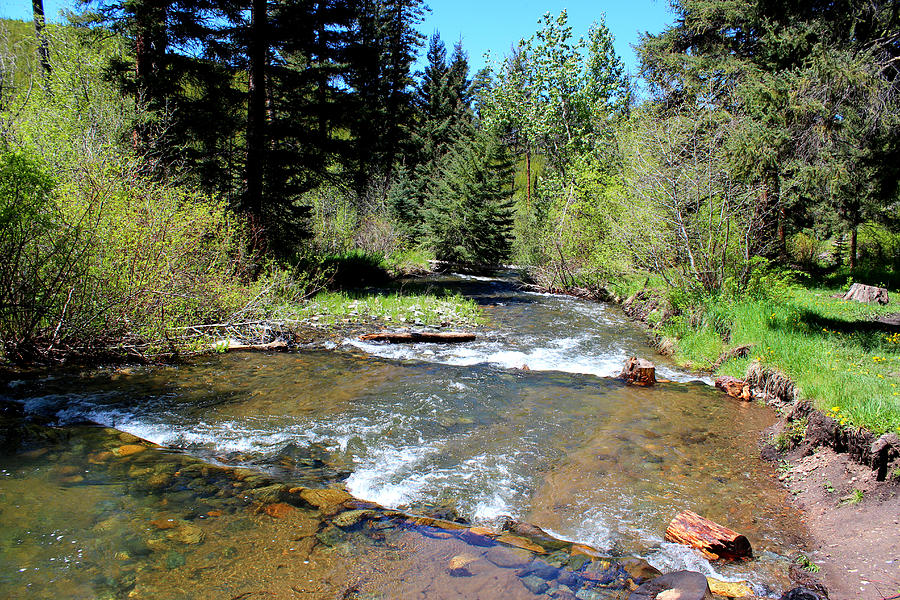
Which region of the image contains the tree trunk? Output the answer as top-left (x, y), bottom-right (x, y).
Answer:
top-left (32, 0), bottom-right (52, 78)
top-left (525, 148), bottom-right (531, 208)
top-left (665, 510), bottom-right (752, 561)
top-left (132, 0), bottom-right (167, 152)
top-left (849, 226), bottom-right (858, 270)
top-left (359, 331), bottom-right (476, 343)
top-left (245, 0), bottom-right (268, 219)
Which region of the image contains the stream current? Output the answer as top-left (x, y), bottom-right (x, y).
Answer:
top-left (0, 273), bottom-right (806, 598)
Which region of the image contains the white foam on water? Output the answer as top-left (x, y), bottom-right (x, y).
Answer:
top-left (346, 335), bottom-right (711, 384)
top-left (345, 443), bottom-right (437, 507)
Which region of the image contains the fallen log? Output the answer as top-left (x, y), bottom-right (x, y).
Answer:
top-left (358, 331), bottom-right (475, 344)
top-left (714, 376), bottom-right (751, 401)
top-left (664, 510), bottom-right (752, 561)
top-left (213, 339), bottom-right (288, 352)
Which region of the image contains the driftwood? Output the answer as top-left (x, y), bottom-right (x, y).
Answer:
top-left (213, 339), bottom-right (288, 352)
top-left (620, 356), bottom-right (656, 386)
top-left (358, 331), bottom-right (475, 344)
top-left (714, 376), bottom-right (751, 401)
top-left (665, 510), bottom-right (752, 561)
top-left (843, 283), bottom-right (889, 305)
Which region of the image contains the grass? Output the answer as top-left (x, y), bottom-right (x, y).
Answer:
top-left (291, 290), bottom-right (483, 328)
top-left (840, 489), bottom-right (865, 505)
top-left (661, 283), bottom-right (900, 435)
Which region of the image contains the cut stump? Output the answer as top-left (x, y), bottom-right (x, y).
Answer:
top-left (621, 356), bottom-right (656, 386)
top-left (358, 331), bottom-right (476, 344)
top-left (664, 510), bottom-right (752, 561)
top-left (843, 283), bottom-right (889, 305)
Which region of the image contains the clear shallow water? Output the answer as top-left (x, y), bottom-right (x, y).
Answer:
top-left (0, 274), bottom-right (805, 597)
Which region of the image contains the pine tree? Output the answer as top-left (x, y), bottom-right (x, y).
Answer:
top-left (344, 0), bottom-right (427, 193)
top-left (424, 130), bottom-right (515, 266)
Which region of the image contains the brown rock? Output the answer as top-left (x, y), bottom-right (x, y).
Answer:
top-left (620, 558), bottom-right (663, 584)
top-left (263, 502), bottom-right (296, 519)
top-left (714, 376), bottom-right (751, 401)
top-left (296, 487), bottom-right (352, 514)
top-left (496, 534), bottom-right (546, 554)
top-left (448, 553), bottom-right (479, 576)
top-left (459, 527), bottom-right (495, 547)
top-left (112, 444), bottom-right (146, 457)
top-left (629, 570), bottom-right (713, 600)
top-left (621, 356), bottom-right (657, 386)
top-left (707, 577), bottom-right (753, 597)
top-left (570, 543), bottom-right (604, 559)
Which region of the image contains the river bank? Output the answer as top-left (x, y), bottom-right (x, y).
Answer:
top-left (601, 282), bottom-right (900, 600)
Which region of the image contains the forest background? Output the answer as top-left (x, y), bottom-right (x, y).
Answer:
top-left (2, 0), bottom-right (900, 435)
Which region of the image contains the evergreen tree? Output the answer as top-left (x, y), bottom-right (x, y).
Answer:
top-left (638, 0), bottom-right (900, 264)
top-left (344, 0), bottom-right (427, 193)
top-left (424, 130), bottom-right (515, 266)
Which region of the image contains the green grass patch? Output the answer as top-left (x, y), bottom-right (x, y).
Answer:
top-left (292, 290), bottom-right (482, 328)
top-left (661, 284), bottom-right (900, 435)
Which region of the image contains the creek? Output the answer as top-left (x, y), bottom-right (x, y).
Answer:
top-left (0, 273), bottom-right (805, 599)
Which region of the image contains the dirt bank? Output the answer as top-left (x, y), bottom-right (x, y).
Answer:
top-left (780, 446), bottom-right (900, 600)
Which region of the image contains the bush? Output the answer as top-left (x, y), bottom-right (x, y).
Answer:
top-left (0, 151), bottom-right (81, 362)
top-left (788, 232), bottom-right (823, 270)
top-left (0, 150), bottom-right (276, 363)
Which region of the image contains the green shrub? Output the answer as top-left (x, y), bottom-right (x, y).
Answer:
top-left (788, 232), bottom-right (823, 270)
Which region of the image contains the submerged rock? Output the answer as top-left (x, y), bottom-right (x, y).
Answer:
top-left (112, 444), bottom-right (146, 457)
top-left (262, 502), bottom-right (296, 519)
top-left (485, 546), bottom-right (534, 569)
top-left (332, 509), bottom-right (375, 528)
top-left (629, 570), bottom-right (713, 600)
top-left (448, 553), bottom-right (479, 577)
top-left (165, 523), bottom-right (203, 545)
top-left (520, 574), bottom-right (550, 595)
top-left (164, 550), bottom-right (186, 570)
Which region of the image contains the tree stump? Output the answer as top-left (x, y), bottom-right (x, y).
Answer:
top-left (358, 331), bottom-right (476, 343)
top-left (621, 356), bottom-right (656, 386)
top-left (843, 283), bottom-right (889, 305)
top-left (664, 510), bottom-right (752, 560)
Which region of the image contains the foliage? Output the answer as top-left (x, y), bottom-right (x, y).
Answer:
top-left (617, 105), bottom-right (771, 293)
top-left (297, 288), bottom-right (482, 328)
top-left (423, 130), bottom-right (515, 266)
top-left (788, 233), bottom-right (823, 270)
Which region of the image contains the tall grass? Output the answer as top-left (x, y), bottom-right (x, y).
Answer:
top-left (664, 286), bottom-right (900, 434)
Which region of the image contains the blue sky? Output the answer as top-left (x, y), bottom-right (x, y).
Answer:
top-left (4, 0), bottom-right (675, 76)
top-left (418, 0), bottom-right (674, 77)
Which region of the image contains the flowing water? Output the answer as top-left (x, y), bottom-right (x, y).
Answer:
top-left (0, 273), bottom-right (806, 599)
